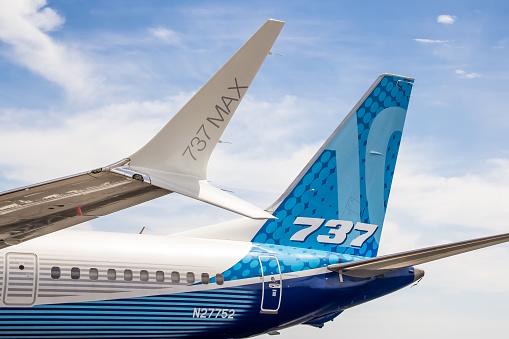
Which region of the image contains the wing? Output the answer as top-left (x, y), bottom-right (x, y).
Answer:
top-left (327, 232), bottom-right (509, 278)
top-left (0, 19), bottom-right (284, 249)
top-left (0, 160), bottom-right (166, 249)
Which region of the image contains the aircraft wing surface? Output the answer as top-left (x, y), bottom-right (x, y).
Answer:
top-left (0, 159), bottom-right (167, 249)
top-left (328, 232), bottom-right (509, 278)
top-left (0, 19), bottom-right (284, 249)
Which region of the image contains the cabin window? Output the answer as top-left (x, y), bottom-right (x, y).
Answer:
top-left (71, 267), bottom-right (80, 280)
top-left (107, 269), bottom-right (116, 281)
top-left (124, 269), bottom-right (133, 281)
top-left (140, 270), bottom-right (149, 282)
top-left (171, 271), bottom-right (180, 283)
top-left (187, 272), bottom-right (195, 284)
top-left (156, 271), bottom-right (165, 282)
top-left (201, 273), bottom-right (209, 284)
top-left (216, 273), bottom-right (224, 285)
top-left (89, 268), bottom-right (99, 280)
top-left (51, 266), bottom-right (61, 279)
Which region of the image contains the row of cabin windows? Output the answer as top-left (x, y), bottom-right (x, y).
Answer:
top-left (50, 267), bottom-right (224, 285)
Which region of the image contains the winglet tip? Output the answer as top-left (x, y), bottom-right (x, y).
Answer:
top-left (267, 18), bottom-right (285, 25)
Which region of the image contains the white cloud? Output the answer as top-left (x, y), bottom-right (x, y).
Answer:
top-left (31, 2), bottom-right (65, 31)
top-left (0, 93), bottom-right (191, 185)
top-left (414, 38), bottom-right (448, 44)
top-left (0, 92), bottom-right (320, 194)
top-left (388, 140), bottom-right (509, 235)
top-left (149, 27), bottom-right (181, 45)
top-left (456, 69), bottom-right (481, 79)
top-left (0, 0), bottom-right (101, 101)
top-left (437, 14), bottom-right (456, 24)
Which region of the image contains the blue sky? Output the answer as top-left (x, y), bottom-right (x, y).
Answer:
top-left (1, 1), bottom-right (509, 338)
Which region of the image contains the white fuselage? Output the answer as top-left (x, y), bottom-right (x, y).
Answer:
top-left (0, 230), bottom-right (260, 307)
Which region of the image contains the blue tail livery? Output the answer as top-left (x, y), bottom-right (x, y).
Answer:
top-left (2, 19), bottom-right (509, 338)
top-left (253, 74), bottom-right (413, 258)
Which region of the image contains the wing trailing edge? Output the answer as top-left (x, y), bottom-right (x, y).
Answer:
top-left (328, 232), bottom-right (509, 278)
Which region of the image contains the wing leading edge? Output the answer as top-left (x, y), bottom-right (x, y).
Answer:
top-left (328, 232), bottom-right (509, 278)
top-left (0, 19), bottom-right (284, 249)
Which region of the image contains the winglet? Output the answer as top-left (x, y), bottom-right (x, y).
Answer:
top-left (127, 168), bottom-right (275, 219)
top-left (128, 19), bottom-right (284, 219)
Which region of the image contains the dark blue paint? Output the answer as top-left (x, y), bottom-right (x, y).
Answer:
top-left (0, 268), bottom-right (414, 338)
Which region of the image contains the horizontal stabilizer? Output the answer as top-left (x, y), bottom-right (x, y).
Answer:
top-left (328, 232), bottom-right (509, 278)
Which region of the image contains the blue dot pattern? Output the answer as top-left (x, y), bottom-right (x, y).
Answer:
top-left (222, 243), bottom-right (367, 282)
top-left (246, 75), bottom-right (413, 271)
top-left (253, 150), bottom-right (339, 248)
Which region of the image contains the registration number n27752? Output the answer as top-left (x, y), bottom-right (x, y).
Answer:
top-left (193, 308), bottom-right (235, 319)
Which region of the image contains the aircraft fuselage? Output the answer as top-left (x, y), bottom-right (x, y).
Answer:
top-left (0, 231), bottom-right (415, 338)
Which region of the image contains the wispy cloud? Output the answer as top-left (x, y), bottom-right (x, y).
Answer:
top-left (392, 155), bottom-right (509, 233)
top-left (0, 0), bottom-right (102, 101)
top-left (414, 38), bottom-right (449, 44)
top-left (149, 27), bottom-right (181, 46)
top-left (456, 69), bottom-right (481, 79)
top-left (437, 14), bottom-right (456, 24)
top-left (0, 93), bottom-right (191, 184)
top-left (493, 39), bottom-right (507, 50)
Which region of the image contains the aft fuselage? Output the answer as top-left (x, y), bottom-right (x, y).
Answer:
top-left (0, 231), bottom-right (415, 338)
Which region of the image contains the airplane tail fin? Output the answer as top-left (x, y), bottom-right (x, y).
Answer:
top-left (252, 74), bottom-right (414, 258)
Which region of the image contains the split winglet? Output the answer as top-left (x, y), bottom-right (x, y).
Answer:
top-left (128, 19), bottom-right (284, 219)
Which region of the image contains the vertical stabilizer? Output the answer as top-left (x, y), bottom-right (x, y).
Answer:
top-left (252, 74), bottom-right (414, 257)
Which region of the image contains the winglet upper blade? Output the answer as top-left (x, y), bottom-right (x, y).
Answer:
top-left (129, 20), bottom-right (285, 178)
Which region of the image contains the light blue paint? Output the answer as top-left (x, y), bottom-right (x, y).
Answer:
top-left (328, 115), bottom-right (361, 223)
top-left (365, 107), bottom-right (406, 229)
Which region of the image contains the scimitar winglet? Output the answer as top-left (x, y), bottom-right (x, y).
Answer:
top-left (128, 20), bottom-right (285, 219)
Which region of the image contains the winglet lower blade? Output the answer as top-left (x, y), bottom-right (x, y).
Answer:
top-left (127, 168), bottom-right (275, 219)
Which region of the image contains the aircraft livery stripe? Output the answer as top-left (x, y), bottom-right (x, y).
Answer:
top-left (0, 287), bottom-right (259, 338)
